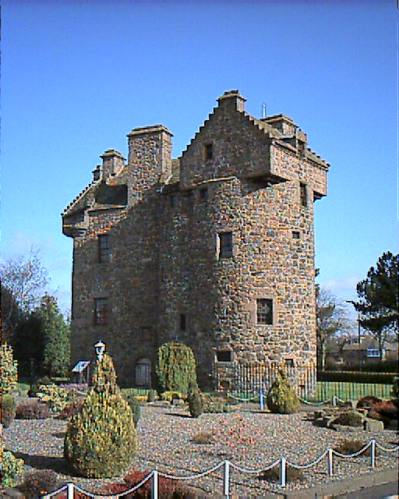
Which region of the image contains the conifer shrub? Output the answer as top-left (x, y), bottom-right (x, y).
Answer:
top-left (64, 353), bottom-right (137, 478)
top-left (266, 369), bottom-right (300, 414)
top-left (1, 451), bottom-right (25, 488)
top-left (0, 342), bottom-right (18, 395)
top-left (156, 342), bottom-right (197, 394)
top-left (122, 392), bottom-right (141, 426)
top-left (187, 382), bottom-right (203, 418)
top-left (1, 394), bottom-right (16, 428)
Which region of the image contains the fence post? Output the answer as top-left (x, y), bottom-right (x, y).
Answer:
top-left (327, 448), bottom-right (333, 476)
top-left (279, 457), bottom-right (286, 487)
top-left (370, 439), bottom-right (376, 469)
top-left (151, 470), bottom-right (158, 499)
top-left (259, 388), bottom-right (264, 410)
top-left (332, 395), bottom-right (337, 406)
top-left (67, 483), bottom-right (74, 499)
top-left (223, 460), bottom-right (230, 497)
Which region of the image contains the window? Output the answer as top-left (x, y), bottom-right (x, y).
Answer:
top-left (98, 234), bottom-right (111, 263)
top-left (256, 298), bottom-right (273, 325)
top-left (180, 313), bottom-right (186, 331)
top-left (216, 350), bottom-right (232, 362)
top-left (285, 358), bottom-right (295, 368)
top-left (199, 187), bottom-right (208, 201)
top-left (292, 231), bottom-right (300, 239)
top-left (367, 348), bottom-right (382, 358)
top-left (218, 232), bottom-right (233, 258)
top-left (300, 183), bottom-right (307, 208)
top-left (94, 298), bottom-right (108, 325)
top-left (204, 143), bottom-right (213, 160)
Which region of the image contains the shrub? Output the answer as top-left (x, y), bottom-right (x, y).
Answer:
top-left (334, 439), bottom-right (373, 457)
top-left (357, 396), bottom-right (382, 409)
top-left (192, 432), bottom-right (214, 444)
top-left (1, 450), bottom-right (25, 488)
top-left (392, 376), bottom-right (399, 398)
top-left (160, 391), bottom-right (184, 403)
top-left (122, 393), bottom-right (141, 426)
top-left (102, 469), bottom-right (194, 498)
top-left (202, 394), bottom-right (232, 413)
top-left (188, 383), bottom-right (203, 418)
top-left (156, 342), bottom-right (197, 394)
top-left (0, 342), bottom-right (18, 395)
top-left (147, 389), bottom-right (157, 402)
top-left (28, 375), bottom-right (52, 397)
top-left (266, 369), bottom-right (300, 414)
top-left (19, 470), bottom-right (59, 497)
top-left (333, 410), bottom-right (364, 427)
top-left (318, 371), bottom-right (396, 384)
top-left (37, 383), bottom-right (72, 412)
top-left (259, 465), bottom-right (304, 483)
top-left (16, 400), bottom-right (51, 419)
top-left (57, 399), bottom-right (84, 420)
top-left (64, 353), bottom-right (137, 478)
top-left (1, 394), bottom-right (16, 428)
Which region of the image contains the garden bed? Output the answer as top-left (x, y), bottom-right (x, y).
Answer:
top-left (3, 403), bottom-right (398, 496)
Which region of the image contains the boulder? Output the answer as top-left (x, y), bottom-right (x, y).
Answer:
top-left (363, 418), bottom-right (385, 432)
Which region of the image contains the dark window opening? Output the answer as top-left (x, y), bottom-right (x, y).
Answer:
top-left (204, 143), bottom-right (213, 160)
top-left (216, 350), bottom-right (232, 362)
top-left (219, 232), bottom-right (233, 258)
top-left (300, 183), bottom-right (307, 208)
top-left (256, 298), bottom-right (273, 325)
top-left (292, 231), bottom-right (300, 239)
top-left (94, 298), bottom-right (108, 325)
top-left (180, 313), bottom-right (186, 331)
top-left (98, 234), bottom-right (111, 263)
top-left (285, 358), bottom-right (295, 368)
top-left (199, 187), bottom-right (208, 201)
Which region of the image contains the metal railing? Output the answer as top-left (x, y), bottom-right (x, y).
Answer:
top-left (42, 439), bottom-right (398, 498)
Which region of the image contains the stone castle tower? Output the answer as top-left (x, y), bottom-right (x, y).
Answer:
top-left (63, 90), bottom-right (329, 389)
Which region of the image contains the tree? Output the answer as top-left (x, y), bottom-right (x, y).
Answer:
top-left (353, 251), bottom-right (399, 357)
top-left (0, 249), bottom-right (48, 340)
top-left (38, 294), bottom-right (70, 377)
top-left (13, 312), bottom-right (45, 377)
top-left (316, 288), bottom-right (351, 370)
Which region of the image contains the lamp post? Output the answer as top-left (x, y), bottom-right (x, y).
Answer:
top-left (94, 340), bottom-right (105, 362)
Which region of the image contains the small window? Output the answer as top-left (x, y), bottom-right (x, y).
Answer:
top-left (98, 235), bottom-right (111, 263)
top-left (218, 232), bottom-right (233, 258)
top-left (300, 183), bottom-right (307, 208)
top-left (216, 350), bottom-right (232, 362)
top-left (94, 298), bottom-right (108, 325)
top-left (367, 348), bottom-right (381, 358)
top-left (292, 231), bottom-right (300, 239)
top-left (199, 187), bottom-right (208, 201)
top-left (204, 143), bottom-right (213, 160)
top-left (256, 298), bottom-right (273, 325)
top-left (180, 313), bottom-right (186, 331)
top-left (285, 358), bottom-right (295, 368)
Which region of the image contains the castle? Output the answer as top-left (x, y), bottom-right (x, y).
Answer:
top-left (63, 90), bottom-right (329, 389)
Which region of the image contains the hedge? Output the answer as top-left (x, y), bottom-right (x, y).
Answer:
top-left (318, 371), bottom-right (396, 384)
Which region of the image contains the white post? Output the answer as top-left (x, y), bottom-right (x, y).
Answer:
top-left (67, 483), bottom-right (74, 499)
top-left (327, 448), bottom-right (333, 476)
top-left (223, 460), bottom-right (230, 497)
top-left (151, 470), bottom-right (159, 499)
top-left (370, 439), bottom-right (376, 468)
top-left (279, 457), bottom-right (286, 487)
top-left (332, 395), bottom-right (337, 406)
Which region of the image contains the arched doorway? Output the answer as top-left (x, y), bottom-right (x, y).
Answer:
top-left (135, 358), bottom-right (151, 387)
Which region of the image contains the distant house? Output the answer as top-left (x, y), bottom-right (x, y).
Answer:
top-left (326, 337), bottom-right (398, 368)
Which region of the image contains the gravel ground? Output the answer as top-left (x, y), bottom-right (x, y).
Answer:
top-left (4, 403), bottom-right (399, 497)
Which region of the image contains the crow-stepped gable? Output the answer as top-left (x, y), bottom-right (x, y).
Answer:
top-left (63, 90), bottom-right (329, 389)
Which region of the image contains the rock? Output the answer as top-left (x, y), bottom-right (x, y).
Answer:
top-left (172, 398), bottom-right (185, 407)
top-left (363, 418), bottom-right (385, 432)
top-left (332, 424), bottom-right (359, 433)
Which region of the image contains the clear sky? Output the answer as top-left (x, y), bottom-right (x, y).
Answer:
top-left (1, 0), bottom-right (397, 316)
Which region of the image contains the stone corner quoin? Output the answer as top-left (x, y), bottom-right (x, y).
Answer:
top-left (62, 89), bottom-right (330, 390)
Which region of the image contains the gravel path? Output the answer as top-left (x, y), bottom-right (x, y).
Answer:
top-left (4, 403), bottom-right (399, 496)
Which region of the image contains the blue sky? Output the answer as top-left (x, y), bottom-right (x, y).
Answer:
top-left (1, 0), bottom-right (397, 316)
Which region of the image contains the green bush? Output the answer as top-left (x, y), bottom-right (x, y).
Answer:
top-left (0, 342), bottom-right (18, 395)
top-left (1, 394), bottom-right (16, 428)
top-left (64, 353), bottom-right (137, 478)
top-left (160, 391), bottom-right (184, 403)
top-left (156, 342), bottom-right (197, 394)
top-left (1, 450), bottom-right (25, 488)
top-left (37, 383), bottom-right (72, 412)
top-left (392, 376), bottom-right (399, 398)
top-left (28, 375), bottom-right (52, 397)
top-left (266, 369), bottom-right (300, 414)
top-left (147, 389), bottom-right (157, 402)
top-left (122, 393), bottom-right (141, 426)
top-left (188, 383), bottom-right (203, 418)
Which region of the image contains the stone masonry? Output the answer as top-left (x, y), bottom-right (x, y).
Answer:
top-left (63, 90), bottom-right (329, 389)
